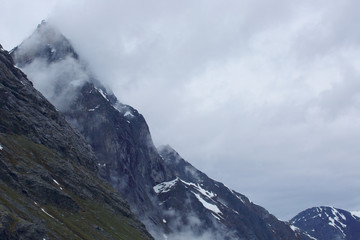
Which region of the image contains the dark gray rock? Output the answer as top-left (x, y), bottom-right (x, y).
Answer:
top-left (1, 45), bottom-right (97, 172)
top-left (0, 44), bottom-right (153, 239)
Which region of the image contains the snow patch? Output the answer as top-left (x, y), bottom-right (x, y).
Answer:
top-left (124, 111), bottom-right (134, 118)
top-left (192, 192), bottom-right (222, 215)
top-left (41, 208), bottom-right (55, 219)
top-left (0, 144), bottom-right (3, 151)
top-left (88, 105), bottom-right (100, 112)
top-left (231, 190), bottom-right (246, 204)
top-left (327, 210), bottom-right (346, 237)
top-left (180, 179), bottom-right (216, 199)
top-left (154, 178), bottom-right (218, 202)
top-left (211, 212), bottom-right (221, 221)
top-left (162, 219), bottom-right (167, 224)
top-left (95, 87), bottom-right (109, 101)
top-left (153, 178), bottom-right (180, 194)
top-left (52, 179), bottom-right (60, 185)
top-left (290, 225), bottom-right (318, 240)
top-left (290, 225), bottom-right (300, 232)
top-left (232, 209), bottom-right (240, 215)
top-left (331, 207), bottom-right (346, 221)
top-left (351, 211), bottom-right (360, 218)
top-left (158, 200), bottom-right (166, 206)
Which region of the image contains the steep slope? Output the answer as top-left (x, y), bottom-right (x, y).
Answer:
top-left (290, 206), bottom-right (360, 240)
top-left (0, 44), bottom-right (153, 239)
top-left (11, 20), bottom-right (174, 236)
top-left (11, 22), bottom-right (306, 240)
top-left (63, 81), bottom-right (174, 230)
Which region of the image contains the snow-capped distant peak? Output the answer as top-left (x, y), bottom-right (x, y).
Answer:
top-left (291, 206), bottom-right (360, 240)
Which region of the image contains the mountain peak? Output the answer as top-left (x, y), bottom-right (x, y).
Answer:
top-left (291, 206), bottom-right (360, 240)
top-left (11, 21), bottom-right (78, 67)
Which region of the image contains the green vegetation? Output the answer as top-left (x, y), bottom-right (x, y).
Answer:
top-left (0, 134), bottom-right (152, 239)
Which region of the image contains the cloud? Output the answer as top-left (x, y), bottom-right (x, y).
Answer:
top-left (3, 0), bottom-right (360, 219)
top-left (0, 0), bottom-right (58, 50)
top-left (21, 57), bottom-right (89, 110)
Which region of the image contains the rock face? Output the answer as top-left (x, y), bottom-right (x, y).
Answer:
top-left (11, 21), bottom-right (306, 240)
top-left (290, 206), bottom-right (360, 240)
top-left (63, 81), bottom-right (174, 230)
top-left (0, 43), bottom-right (153, 239)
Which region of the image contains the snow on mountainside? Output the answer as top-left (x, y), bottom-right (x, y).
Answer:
top-left (153, 177), bottom-right (221, 217)
top-left (11, 21), bottom-right (306, 240)
top-left (156, 145), bottom-right (303, 240)
top-left (351, 211), bottom-right (360, 218)
top-left (291, 206), bottom-right (360, 240)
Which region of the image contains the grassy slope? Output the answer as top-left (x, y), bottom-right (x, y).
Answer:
top-left (0, 134), bottom-right (152, 240)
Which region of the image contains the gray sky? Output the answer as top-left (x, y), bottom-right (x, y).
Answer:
top-left (2, 0), bottom-right (360, 220)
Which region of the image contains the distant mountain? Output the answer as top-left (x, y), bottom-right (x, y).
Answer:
top-left (0, 44), bottom-right (152, 239)
top-left (11, 21), bottom-right (306, 240)
top-left (290, 206), bottom-right (360, 240)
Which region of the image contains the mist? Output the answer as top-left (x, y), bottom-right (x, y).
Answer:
top-left (21, 57), bottom-right (89, 110)
top-left (2, 0), bottom-right (360, 220)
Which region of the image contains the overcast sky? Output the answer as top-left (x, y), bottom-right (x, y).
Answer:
top-left (2, 0), bottom-right (360, 220)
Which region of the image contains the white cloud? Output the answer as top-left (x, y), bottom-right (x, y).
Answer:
top-left (22, 57), bottom-right (89, 110)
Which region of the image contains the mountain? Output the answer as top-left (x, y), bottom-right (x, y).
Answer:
top-left (156, 145), bottom-right (302, 239)
top-left (11, 21), bottom-right (306, 239)
top-left (0, 44), bottom-right (153, 239)
top-left (290, 206), bottom-right (360, 240)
